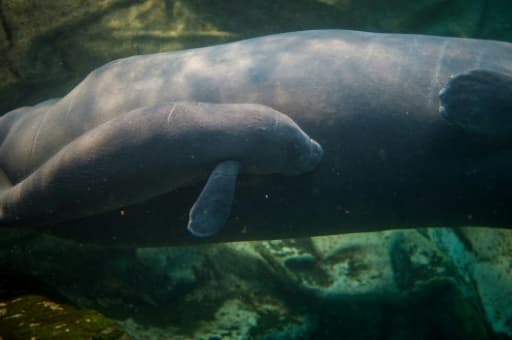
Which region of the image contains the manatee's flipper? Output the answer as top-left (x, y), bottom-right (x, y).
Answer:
top-left (187, 160), bottom-right (241, 237)
top-left (439, 69), bottom-right (512, 137)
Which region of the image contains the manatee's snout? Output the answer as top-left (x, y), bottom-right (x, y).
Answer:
top-left (305, 138), bottom-right (324, 172)
top-left (284, 136), bottom-right (324, 176)
top-left (297, 138), bottom-right (324, 174)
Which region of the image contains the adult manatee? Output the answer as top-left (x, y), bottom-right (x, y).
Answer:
top-left (0, 29), bottom-right (511, 246)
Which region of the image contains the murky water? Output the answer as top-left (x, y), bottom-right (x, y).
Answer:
top-left (1, 1), bottom-right (512, 339)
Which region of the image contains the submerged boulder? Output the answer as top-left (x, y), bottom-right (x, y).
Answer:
top-left (0, 294), bottom-right (127, 339)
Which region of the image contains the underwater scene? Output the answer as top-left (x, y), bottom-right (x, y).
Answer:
top-left (1, 0), bottom-right (512, 339)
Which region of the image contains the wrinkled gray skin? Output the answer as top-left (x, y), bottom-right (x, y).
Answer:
top-left (1, 29), bottom-right (511, 246)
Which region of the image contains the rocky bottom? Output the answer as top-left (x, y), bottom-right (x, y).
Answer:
top-left (1, 227), bottom-right (511, 339)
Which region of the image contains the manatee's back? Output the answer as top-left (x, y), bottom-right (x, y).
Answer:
top-left (0, 53), bottom-right (174, 184)
top-left (1, 30), bottom-right (511, 187)
top-left (0, 45), bottom-right (197, 185)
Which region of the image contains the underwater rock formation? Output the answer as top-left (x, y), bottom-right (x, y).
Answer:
top-left (1, 228), bottom-right (511, 338)
top-left (0, 294), bottom-right (126, 339)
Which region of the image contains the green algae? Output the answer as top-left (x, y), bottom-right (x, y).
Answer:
top-left (0, 294), bottom-right (127, 339)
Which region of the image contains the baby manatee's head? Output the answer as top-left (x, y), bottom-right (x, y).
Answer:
top-left (182, 102), bottom-right (323, 238)
top-left (231, 104), bottom-right (323, 176)
top-left (280, 126), bottom-right (323, 176)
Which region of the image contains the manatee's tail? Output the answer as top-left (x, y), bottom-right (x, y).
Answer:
top-left (439, 69), bottom-right (512, 137)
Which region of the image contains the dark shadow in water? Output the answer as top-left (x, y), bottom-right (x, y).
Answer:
top-left (0, 270), bottom-right (71, 303)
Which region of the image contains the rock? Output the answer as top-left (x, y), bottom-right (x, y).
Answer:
top-left (135, 246), bottom-right (204, 287)
top-left (0, 229), bottom-right (172, 320)
top-left (251, 232), bottom-right (491, 339)
top-left (2, 227), bottom-right (511, 338)
top-left (254, 235), bottom-right (396, 297)
top-left (0, 294), bottom-right (127, 339)
top-left (429, 228), bottom-right (512, 337)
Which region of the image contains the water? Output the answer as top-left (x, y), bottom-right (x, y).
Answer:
top-left (1, 1), bottom-right (512, 339)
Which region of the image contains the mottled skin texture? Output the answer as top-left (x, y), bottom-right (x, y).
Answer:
top-left (1, 29), bottom-right (511, 246)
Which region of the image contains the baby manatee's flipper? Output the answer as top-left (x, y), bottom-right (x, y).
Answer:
top-left (439, 69), bottom-right (512, 137)
top-left (187, 160), bottom-right (241, 237)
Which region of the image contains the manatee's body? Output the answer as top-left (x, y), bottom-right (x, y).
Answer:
top-left (0, 101), bottom-right (322, 238)
top-left (1, 29), bottom-right (511, 245)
